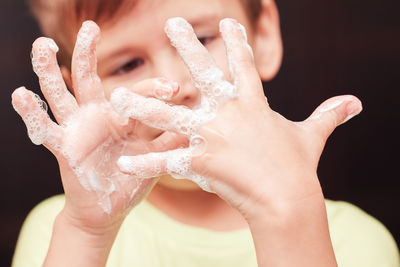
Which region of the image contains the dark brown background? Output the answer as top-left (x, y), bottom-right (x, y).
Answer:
top-left (1, 0), bottom-right (399, 266)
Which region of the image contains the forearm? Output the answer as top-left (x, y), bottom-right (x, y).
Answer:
top-left (248, 192), bottom-right (337, 267)
top-left (43, 210), bottom-right (121, 267)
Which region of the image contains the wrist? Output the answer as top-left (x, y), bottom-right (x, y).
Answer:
top-left (246, 194), bottom-right (337, 267)
top-left (44, 210), bottom-right (121, 267)
top-left (238, 170), bottom-right (325, 224)
top-left (57, 208), bottom-right (122, 242)
top-left (246, 190), bottom-right (326, 231)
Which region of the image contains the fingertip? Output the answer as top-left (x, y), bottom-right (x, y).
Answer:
top-left (117, 155), bottom-right (161, 178)
top-left (154, 78), bottom-right (180, 100)
top-left (219, 18), bottom-right (237, 30)
top-left (12, 86), bottom-right (27, 97)
top-left (110, 86), bottom-right (130, 103)
top-left (165, 17), bottom-right (190, 32)
top-left (11, 86), bottom-right (29, 111)
top-left (117, 156), bottom-right (133, 174)
top-left (171, 80), bottom-right (180, 96)
top-left (82, 20), bottom-right (100, 34)
top-left (307, 95), bottom-right (363, 130)
top-left (32, 37), bottom-right (59, 53)
top-left (220, 18), bottom-right (236, 24)
top-left (110, 87), bottom-right (133, 118)
top-left (164, 17), bottom-right (193, 45)
top-left (31, 38), bottom-right (60, 76)
top-left (77, 20), bottom-right (101, 48)
top-left (11, 88), bottom-right (50, 145)
top-left (342, 97), bottom-right (363, 124)
top-left (219, 18), bottom-right (248, 42)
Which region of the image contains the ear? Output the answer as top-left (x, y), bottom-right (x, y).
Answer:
top-left (253, 0), bottom-right (283, 81)
top-left (60, 66), bottom-right (74, 94)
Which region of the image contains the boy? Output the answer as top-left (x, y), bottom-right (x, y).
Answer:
top-left (11, 0), bottom-right (400, 266)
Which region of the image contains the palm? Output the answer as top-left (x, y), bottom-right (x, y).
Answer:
top-left (57, 102), bottom-right (157, 221)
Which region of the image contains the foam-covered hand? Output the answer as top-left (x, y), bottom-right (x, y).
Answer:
top-left (113, 17), bottom-right (362, 221)
top-left (11, 21), bottom-right (183, 228)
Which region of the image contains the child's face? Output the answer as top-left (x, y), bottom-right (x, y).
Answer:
top-left (67, 0), bottom-right (278, 190)
top-left (94, 0), bottom-right (254, 140)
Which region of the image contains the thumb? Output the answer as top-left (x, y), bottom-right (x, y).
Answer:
top-left (303, 95), bottom-right (363, 142)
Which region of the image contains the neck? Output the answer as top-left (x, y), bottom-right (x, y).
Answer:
top-left (147, 183), bottom-right (249, 231)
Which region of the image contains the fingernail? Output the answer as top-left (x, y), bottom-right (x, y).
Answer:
top-left (220, 18), bottom-right (241, 36)
top-left (11, 87), bottom-right (27, 110)
top-left (49, 39), bottom-right (59, 53)
top-left (237, 23), bottom-right (248, 42)
top-left (319, 100), bottom-right (344, 113)
top-left (343, 101), bottom-right (362, 124)
top-left (220, 18), bottom-right (247, 36)
top-left (117, 156), bottom-right (133, 173)
top-left (165, 17), bottom-right (192, 35)
top-left (154, 78), bottom-right (179, 100)
top-left (220, 18), bottom-right (236, 30)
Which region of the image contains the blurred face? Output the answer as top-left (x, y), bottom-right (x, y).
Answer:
top-left (93, 0), bottom-right (256, 190)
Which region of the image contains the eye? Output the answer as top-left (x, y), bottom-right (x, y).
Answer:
top-left (113, 58), bottom-right (144, 75)
top-left (197, 36), bottom-right (215, 46)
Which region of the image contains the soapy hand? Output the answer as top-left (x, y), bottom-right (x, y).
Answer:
top-left (11, 21), bottom-right (184, 228)
top-left (114, 17), bottom-right (362, 222)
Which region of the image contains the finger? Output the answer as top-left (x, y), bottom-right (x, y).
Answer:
top-left (164, 17), bottom-right (236, 101)
top-left (303, 95), bottom-right (363, 141)
top-left (71, 21), bottom-right (104, 104)
top-left (121, 77), bottom-right (180, 101)
top-left (118, 149), bottom-right (211, 191)
top-left (12, 87), bottom-right (63, 154)
top-left (150, 131), bottom-right (189, 152)
top-left (117, 148), bottom-right (191, 179)
top-left (111, 87), bottom-right (201, 136)
top-left (31, 38), bottom-right (79, 123)
top-left (219, 18), bottom-right (264, 99)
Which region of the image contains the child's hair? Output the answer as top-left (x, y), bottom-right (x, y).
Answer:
top-left (28, 0), bottom-right (262, 69)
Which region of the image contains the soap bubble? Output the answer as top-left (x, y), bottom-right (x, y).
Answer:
top-left (190, 135), bottom-right (208, 157)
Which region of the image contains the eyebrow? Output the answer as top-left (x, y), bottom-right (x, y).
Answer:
top-left (97, 46), bottom-right (138, 76)
top-left (99, 47), bottom-right (134, 64)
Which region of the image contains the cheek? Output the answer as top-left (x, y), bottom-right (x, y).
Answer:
top-left (101, 79), bottom-right (119, 100)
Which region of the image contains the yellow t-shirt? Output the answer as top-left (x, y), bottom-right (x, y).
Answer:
top-left (12, 195), bottom-right (400, 267)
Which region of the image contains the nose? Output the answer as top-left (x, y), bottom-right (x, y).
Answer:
top-left (153, 49), bottom-right (201, 108)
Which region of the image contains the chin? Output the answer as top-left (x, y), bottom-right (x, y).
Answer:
top-left (157, 175), bottom-right (202, 191)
